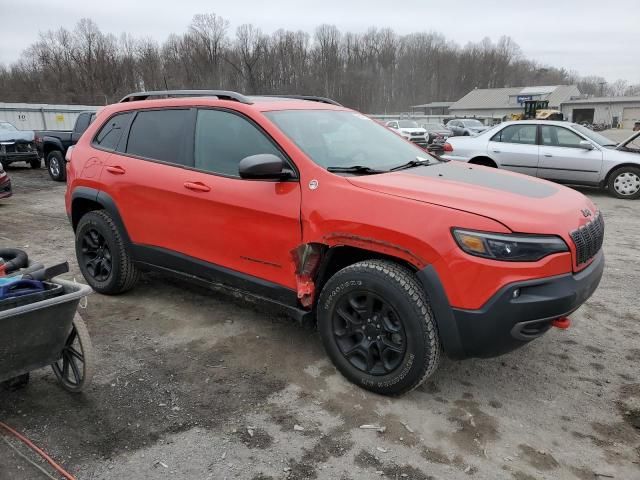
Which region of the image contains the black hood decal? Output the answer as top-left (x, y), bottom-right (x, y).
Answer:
top-left (405, 163), bottom-right (557, 199)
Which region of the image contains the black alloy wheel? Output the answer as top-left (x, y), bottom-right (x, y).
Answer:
top-left (333, 291), bottom-right (406, 375)
top-left (81, 229), bottom-right (112, 282)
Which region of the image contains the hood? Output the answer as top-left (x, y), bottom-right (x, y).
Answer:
top-left (0, 130), bottom-right (35, 143)
top-left (468, 126), bottom-right (489, 132)
top-left (347, 161), bottom-right (596, 235)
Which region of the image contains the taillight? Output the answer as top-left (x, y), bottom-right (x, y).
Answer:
top-left (443, 142), bottom-right (453, 152)
top-left (65, 146), bottom-right (74, 163)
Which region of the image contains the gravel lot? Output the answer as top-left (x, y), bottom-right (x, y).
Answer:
top-left (1, 133), bottom-right (639, 480)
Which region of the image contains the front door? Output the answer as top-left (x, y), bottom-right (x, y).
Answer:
top-left (178, 108), bottom-right (302, 291)
top-left (537, 125), bottom-right (603, 184)
top-left (487, 123), bottom-right (539, 175)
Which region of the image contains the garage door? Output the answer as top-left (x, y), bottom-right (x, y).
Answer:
top-left (622, 107), bottom-right (640, 129)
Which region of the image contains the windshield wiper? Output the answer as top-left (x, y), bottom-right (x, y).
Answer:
top-left (389, 157), bottom-right (432, 172)
top-left (327, 165), bottom-right (385, 174)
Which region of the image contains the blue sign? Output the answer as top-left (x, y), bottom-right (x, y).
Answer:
top-left (517, 95), bottom-right (533, 105)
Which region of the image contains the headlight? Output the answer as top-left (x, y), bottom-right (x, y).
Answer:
top-left (452, 229), bottom-right (568, 261)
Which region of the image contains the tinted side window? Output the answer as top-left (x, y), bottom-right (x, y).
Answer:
top-left (93, 112), bottom-right (133, 151)
top-left (541, 126), bottom-right (584, 148)
top-left (74, 113), bottom-right (90, 134)
top-left (126, 109), bottom-right (191, 165)
top-left (491, 125), bottom-right (537, 145)
top-left (194, 109), bottom-right (283, 177)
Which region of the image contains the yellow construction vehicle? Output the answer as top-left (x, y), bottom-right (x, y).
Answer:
top-left (510, 100), bottom-right (564, 121)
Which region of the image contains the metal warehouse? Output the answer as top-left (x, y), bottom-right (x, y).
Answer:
top-left (449, 85), bottom-right (581, 120)
top-left (0, 103), bottom-right (99, 130)
top-left (560, 96), bottom-right (640, 128)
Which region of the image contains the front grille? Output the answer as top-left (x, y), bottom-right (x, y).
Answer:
top-left (411, 132), bottom-right (424, 137)
top-left (570, 212), bottom-right (604, 266)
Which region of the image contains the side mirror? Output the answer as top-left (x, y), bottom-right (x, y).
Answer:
top-left (579, 140), bottom-right (594, 150)
top-left (238, 154), bottom-right (292, 180)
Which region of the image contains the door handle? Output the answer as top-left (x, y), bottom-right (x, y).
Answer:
top-left (492, 150), bottom-right (501, 153)
top-left (544, 153), bottom-right (553, 157)
top-left (184, 181), bottom-right (211, 193)
top-left (106, 165), bottom-right (126, 175)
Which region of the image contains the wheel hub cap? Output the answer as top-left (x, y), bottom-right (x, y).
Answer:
top-left (81, 229), bottom-right (112, 282)
top-left (614, 172), bottom-right (640, 196)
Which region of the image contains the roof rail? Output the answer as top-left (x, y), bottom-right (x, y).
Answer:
top-left (119, 90), bottom-right (253, 104)
top-left (260, 95), bottom-right (343, 106)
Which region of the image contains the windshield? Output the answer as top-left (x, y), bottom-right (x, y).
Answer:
top-left (462, 119), bottom-right (483, 128)
top-left (398, 120), bottom-right (419, 128)
top-left (572, 124), bottom-right (617, 146)
top-left (265, 110), bottom-right (438, 171)
top-left (0, 122), bottom-right (17, 131)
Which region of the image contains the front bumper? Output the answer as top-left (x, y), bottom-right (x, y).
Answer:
top-left (417, 251), bottom-right (604, 359)
top-left (0, 151), bottom-right (39, 164)
top-left (0, 176), bottom-right (12, 198)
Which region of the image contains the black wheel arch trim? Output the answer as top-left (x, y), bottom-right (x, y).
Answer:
top-left (70, 188), bottom-right (132, 247)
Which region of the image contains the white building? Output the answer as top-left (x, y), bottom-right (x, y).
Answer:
top-left (0, 103), bottom-right (100, 130)
top-left (560, 96), bottom-right (640, 128)
top-left (449, 85), bottom-right (581, 120)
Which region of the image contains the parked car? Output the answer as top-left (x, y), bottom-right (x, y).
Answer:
top-left (36, 111), bottom-right (96, 181)
top-left (0, 122), bottom-right (40, 170)
top-left (442, 120), bottom-right (640, 199)
top-left (446, 119), bottom-right (490, 136)
top-left (0, 163), bottom-right (12, 199)
top-left (420, 123), bottom-right (452, 144)
top-left (385, 120), bottom-right (428, 147)
top-left (67, 90), bottom-right (604, 396)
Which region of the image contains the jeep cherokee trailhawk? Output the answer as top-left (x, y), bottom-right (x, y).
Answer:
top-left (66, 90), bottom-right (605, 395)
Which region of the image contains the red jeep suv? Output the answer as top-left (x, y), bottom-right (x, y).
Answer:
top-left (65, 90), bottom-right (605, 395)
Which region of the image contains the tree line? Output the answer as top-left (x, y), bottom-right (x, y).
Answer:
top-left (0, 15), bottom-right (637, 112)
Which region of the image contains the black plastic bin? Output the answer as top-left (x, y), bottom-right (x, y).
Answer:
top-left (0, 279), bottom-right (92, 384)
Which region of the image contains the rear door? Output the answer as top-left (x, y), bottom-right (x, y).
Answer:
top-left (537, 125), bottom-right (603, 184)
top-left (487, 123), bottom-right (539, 175)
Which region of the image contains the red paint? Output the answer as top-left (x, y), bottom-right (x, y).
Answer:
top-left (66, 97), bottom-right (599, 311)
top-left (551, 317), bottom-right (571, 329)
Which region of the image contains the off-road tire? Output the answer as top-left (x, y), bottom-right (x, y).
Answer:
top-left (317, 259), bottom-right (440, 396)
top-left (29, 158), bottom-right (41, 169)
top-left (75, 210), bottom-right (139, 294)
top-left (607, 166), bottom-right (640, 199)
top-left (46, 150), bottom-right (66, 182)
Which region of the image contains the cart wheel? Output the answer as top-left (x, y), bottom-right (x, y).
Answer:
top-left (52, 313), bottom-right (94, 393)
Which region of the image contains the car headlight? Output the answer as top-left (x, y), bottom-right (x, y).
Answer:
top-left (452, 229), bottom-right (568, 261)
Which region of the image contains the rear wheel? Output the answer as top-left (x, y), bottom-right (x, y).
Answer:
top-left (317, 259), bottom-right (440, 396)
top-left (607, 166), bottom-right (640, 199)
top-left (75, 210), bottom-right (139, 294)
top-left (46, 150), bottom-right (66, 182)
top-left (52, 314), bottom-right (94, 393)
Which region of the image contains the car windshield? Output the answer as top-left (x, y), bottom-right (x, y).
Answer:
top-left (265, 110), bottom-right (438, 172)
top-left (398, 120), bottom-right (419, 128)
top-left (0, 122), bottom-right (17, 131)
top-left (572, 124), bottom-right (617, 147)
top-left (461, 119), bottom-right (483, 127)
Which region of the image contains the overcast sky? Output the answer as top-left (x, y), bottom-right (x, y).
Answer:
top-left (1, 0), bottom-right (638, 83)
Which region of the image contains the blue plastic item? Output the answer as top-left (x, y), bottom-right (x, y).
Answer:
top-left (0, 278), bottom-right (45, 300)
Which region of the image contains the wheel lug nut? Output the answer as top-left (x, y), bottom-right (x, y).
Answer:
top-left (377, 336), bottom-right (381, 340)
top-left (367, 336), bottom-right (371, 340)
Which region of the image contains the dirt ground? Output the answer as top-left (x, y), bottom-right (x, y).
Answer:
top-left (1, 134), bottom-right (639, 479)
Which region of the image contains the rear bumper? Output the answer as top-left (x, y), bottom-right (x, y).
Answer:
top-left (417, 251), bottom-right (604, 359)
top-left (0, 176), bottom-right (12, 198)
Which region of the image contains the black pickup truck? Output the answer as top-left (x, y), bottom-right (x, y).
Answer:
top-left (35, 111), bottom-right (96, 181)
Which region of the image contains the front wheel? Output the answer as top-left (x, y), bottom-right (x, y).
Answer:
top-left (46, 150), bottom-right (66, 182)
top-left (607, 166), bottom-right (640, 199)
top-left (317, 260), bottom-right (440, 396)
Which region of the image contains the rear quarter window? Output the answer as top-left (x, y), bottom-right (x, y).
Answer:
top-left (93, 112), bottom-right (133, 151)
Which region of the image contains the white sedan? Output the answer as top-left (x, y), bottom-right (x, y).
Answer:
top-left (441, 120), bottom-right (640, 199)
